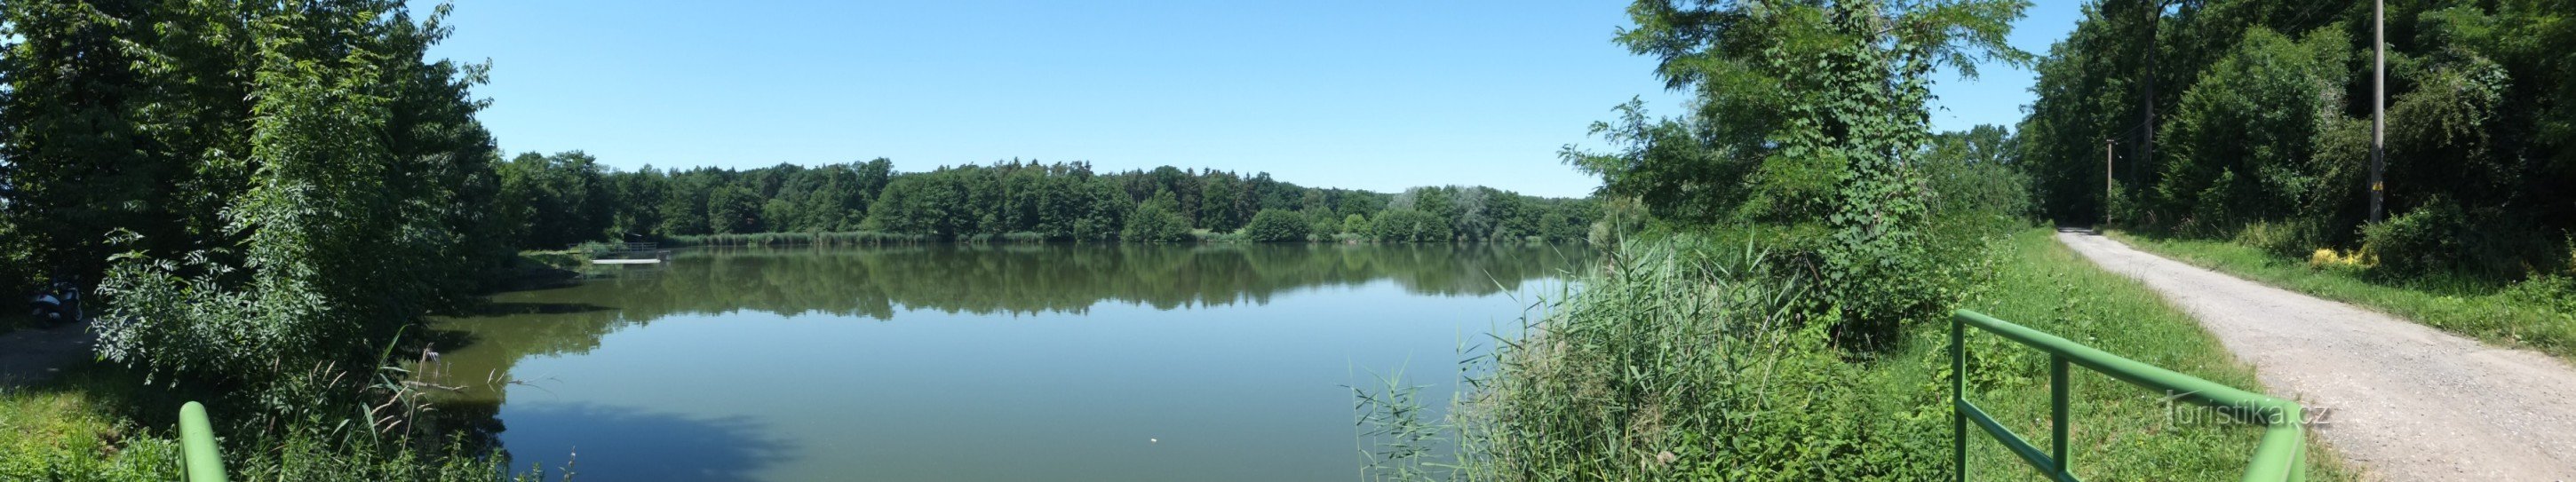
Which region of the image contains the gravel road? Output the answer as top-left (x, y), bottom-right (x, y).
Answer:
top-left (0, 320), bottom-right (92, 389)
top-left (2057, 230), bottom-right (2576, 481)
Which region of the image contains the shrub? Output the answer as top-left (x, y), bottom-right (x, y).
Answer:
top-left (2363, 199), bottom-right (2474, 278)
top-left (1244, 209), bottom-right (1311, 242)
top-left (1371, 209), bottom-right (1451, 242)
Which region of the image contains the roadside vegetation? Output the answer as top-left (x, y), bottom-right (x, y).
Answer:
top-left (2111, 231), bottom-right (2576, 360)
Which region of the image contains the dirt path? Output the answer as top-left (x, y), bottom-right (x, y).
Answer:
top-left (2056, 231), bottom-right (2576, 481)
top-left (0, 320), bottom-right (93, 389)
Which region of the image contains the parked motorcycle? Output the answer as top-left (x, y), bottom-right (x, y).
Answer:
top-left (28, 280), bottom-right (81, 328)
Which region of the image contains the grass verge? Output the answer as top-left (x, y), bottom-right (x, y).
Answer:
top-left (2107, 231), bottom-right (2576, 361)
top-left (1952, 228), bottom-right (2349, 480)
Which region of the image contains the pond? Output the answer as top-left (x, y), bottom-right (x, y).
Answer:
top-left (429, 243), bottom-right (1593, 481)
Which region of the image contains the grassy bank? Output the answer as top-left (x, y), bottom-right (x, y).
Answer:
top-left (1, 363), bottom-right (540, 481)
top-left (2108, 231), bottom-right (2576, 361)
top-left (1391, 228), bottom-right (2348, 480)
top-left (0, 368), bottom-right (179, 478)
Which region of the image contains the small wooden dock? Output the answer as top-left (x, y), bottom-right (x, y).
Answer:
top-left (590, 241), bottom-right (672, 265)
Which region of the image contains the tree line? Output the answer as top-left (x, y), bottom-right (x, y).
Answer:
top-left (495, 155), bottom-right (1603, 247)
top-left (2016, 0), bottom-right (2576, 279)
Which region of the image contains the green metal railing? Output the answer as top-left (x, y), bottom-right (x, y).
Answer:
top-left (1951, 309), bottom-right (2305, 482)
top-left (180, 401), bottom-right (229, 482)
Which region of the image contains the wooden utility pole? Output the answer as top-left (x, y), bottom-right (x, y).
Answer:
top-left (2371, 0), bottom-right (2387, 223)
top-left (2106, 138), bottom-right (2116, 226)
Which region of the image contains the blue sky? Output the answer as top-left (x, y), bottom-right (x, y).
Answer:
top-left (425, 1), bottom-right (2083, 199)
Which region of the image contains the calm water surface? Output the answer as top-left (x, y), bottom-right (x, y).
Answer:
top-left (431, 243), bottom-right (1590, 481)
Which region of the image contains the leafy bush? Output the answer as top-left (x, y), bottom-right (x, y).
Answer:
top-left (2363, 199), bottom-right (2476, 278)
top-left (1371, 209), bottom-right (1452, 242)
top-left (1244, 209), bottom-right (1311, 242)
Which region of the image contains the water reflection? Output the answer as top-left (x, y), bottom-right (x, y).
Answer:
top-left (430, 243), bottom-right (1590, 481)
top-left (607, 243), bottom-right (1578, 316)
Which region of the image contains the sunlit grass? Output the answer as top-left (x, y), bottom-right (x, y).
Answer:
top-left (0, 367), bottom-right (182, 480)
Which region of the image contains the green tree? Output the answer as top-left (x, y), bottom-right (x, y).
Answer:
top-left (1122, 191), bottom-right (1191, 242)
top-left (0, 0), bottom-right (209, 282)
top-left (706, 184), bottom-right (763, 234)
top-left (1568, 0), bottom-right (2030, 344)
top-left (496, 151), bottom-right (613, 247)
top-left (1199, 171), bottom-right (1244, 232)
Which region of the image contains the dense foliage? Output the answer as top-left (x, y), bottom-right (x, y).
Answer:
top-left (2018, 0), bottom-right (2576, 280)
top-left (0, 0), bottom-right (539, 478)
top-left (0, 0), bottom-right (511, 383)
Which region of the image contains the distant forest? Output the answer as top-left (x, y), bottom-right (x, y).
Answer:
top-left (495, 154), bottom-right (1601, 247)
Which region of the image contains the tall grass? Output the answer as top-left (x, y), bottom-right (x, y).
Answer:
top-left (1466, 233), bottom-right (1943, 479)
top-left (1356, 228), bottom-right (2351, 480)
